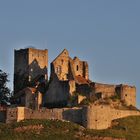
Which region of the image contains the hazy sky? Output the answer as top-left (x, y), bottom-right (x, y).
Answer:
top-left (0, 0), bottom-right (140, 107)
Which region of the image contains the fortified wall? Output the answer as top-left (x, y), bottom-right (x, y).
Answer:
top-left (5, 107), bottom-right (82, 125)
top-left (2, 106), bottom-right (140, 130)
top-left (91, 83), bottom-right (136, 106)
top-left (82, 105), bottom-right (140, 130)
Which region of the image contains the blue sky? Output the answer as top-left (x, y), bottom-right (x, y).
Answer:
top-left (0, 0), bottom-right (140, 107)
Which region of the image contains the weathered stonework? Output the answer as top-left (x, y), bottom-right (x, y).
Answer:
top-left (82, 104), bottom-right (140, 130)
top-left (45, 49), bottom-right (89, 107)
top-left (90, 83), bottom-right (136, 106)
top-left (50, 49), bottom-right (89, 81)
top-left (119, 84), bottom-right (136, 106)
top-left (45, 77), bottom-right (70, 107)
top-left (3, 106), bottom-right (140, 130)
top-left (5, 107), bottom-right (83, 125)
top-left (14, 48), bottom-right (48, 93)
top-left (91, 83), bottom-right (116, 98)
top-left (13, 87), bottom-right (43, 109)
top-left (10, 47), bottom-right (138, 130)
top-left (45, 49), bottom-right (136, 107)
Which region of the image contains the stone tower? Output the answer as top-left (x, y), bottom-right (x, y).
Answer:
top-left (14, 48), bottom-right (48, 94)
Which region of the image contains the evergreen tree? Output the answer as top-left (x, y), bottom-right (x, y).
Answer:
top-left (0, 69), bottom-right (10, 105)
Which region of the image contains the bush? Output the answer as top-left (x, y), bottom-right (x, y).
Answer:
top-left (80, 98), bottom-right (90, 105)
top-left (110, 94), bottom-right (120, 101)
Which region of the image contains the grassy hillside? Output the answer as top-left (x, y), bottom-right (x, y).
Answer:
top-left (0, 116), bottom-right (140, 140)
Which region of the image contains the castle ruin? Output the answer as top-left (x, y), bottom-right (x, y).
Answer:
top-left (0, 47), bottom-right (139, 130)
top-left (45, 49), bottom-right (90, 107)
top-left (45, 49), bottom-right (136, 107)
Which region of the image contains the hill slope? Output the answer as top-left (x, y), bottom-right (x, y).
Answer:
top-left (0, 116), bottom-right (140, 140)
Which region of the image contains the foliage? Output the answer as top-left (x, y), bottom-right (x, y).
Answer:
top-left (79, 98), bottom-right (90, 105)
top-left (110, 94), bottom-right (121, 101)
top-left (80, 95), bottom-right (98, 106)
top-left (0, 69), bottom-right (11, 103)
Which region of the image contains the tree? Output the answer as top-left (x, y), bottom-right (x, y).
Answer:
top-left (0, 69), bottom-right (11, 105)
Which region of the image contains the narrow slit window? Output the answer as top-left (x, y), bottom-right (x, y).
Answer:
top-left (76, 65), bottom-right (79, 71)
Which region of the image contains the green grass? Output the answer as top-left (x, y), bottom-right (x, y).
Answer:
top-left (0, 120), bottom-right (80, 140)
top-left (0, 116), bottom-right (140, 140)
top-left (84, 116), bottom-right (140, 140)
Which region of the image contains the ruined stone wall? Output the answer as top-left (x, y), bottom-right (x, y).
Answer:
top-left (15, 88), bottom-right (36, 109)
top-left (37, 92), bottom-right (43, 109)
top-left (25, 90), bottom-right (43, 110)
top-left (82, 105), bottom-right (140, 130)
top-left (24, 107), bottom-right (82, 125)
top-left (47, 49), bottom-right (89, 106)
top-left (72, 57), bottom-right (89, 80)
top-left (5, 106), bottom-right (140, 130)
top-left (17, 107), bottom-right (25, 122)
top-left (6, 107), bottom-right (30, 123)
top-left (51, 49), bottom-right (89, 82)
top-left (91, 83), bottom-right (136, 106)
top-left (6, 107), bottom-right (26, 123)
top-left (25, 89), bottom-right (34, 108)
top-left (6, 107), bottom-right (83, 125)
top-left (83, 62), bottom-right (89, 80)
top-left (93, 83), bottom-right (116, 98)
top-left (14, 48), bottom-right (48, 93)
top-left (6, 108), bottom-right (18, 123)
top-left (45, 77), bottom-right (70, 107)
top-left (28, 48), bottom-right (48, 81)
top-left (119, 85), bottom-right (136, 106)
top-left (14, 49), bottom-right (29, 92)
top-left (51, 49), bottom-right (69, 81)
top-left (14, 49), bottom-right (28, 75)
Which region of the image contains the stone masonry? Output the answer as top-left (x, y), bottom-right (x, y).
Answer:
top-left (45, 49), bottom-right (136, 107)
top-left (3, 47), bottom-right (137, 130)
top-left (82, 104), bottom-right (140, 130)
top-left (14, 48), bottom-right (48, 93)
top-left (3, 106), bottom-right (140, 130)
top-left (45, 49), bottom-right (89, 107)
top-left (50, 49), bottom-right (89, 81)
top-left (90, 83), bottom-right (136, 106)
